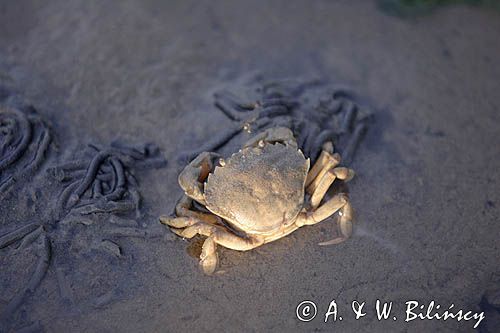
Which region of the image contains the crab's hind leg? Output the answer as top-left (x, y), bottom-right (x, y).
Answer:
top-left (303, 141), bottom-right (355, 242)
top-left (318, 199), bottom-right (354, 246)
top-left (296, 193), bottom-right (353, 244)
top-left (163, 218), bottom-right (264, 274)
top-left (305, 142), bottom-right (341, 193)
top-left (178, 151), bottom-right (221, 205)
top-left (309, 166), bottom-right (354, 209)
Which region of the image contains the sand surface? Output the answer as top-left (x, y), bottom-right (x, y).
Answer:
top-left (1, 1), bottom-right (499, 332)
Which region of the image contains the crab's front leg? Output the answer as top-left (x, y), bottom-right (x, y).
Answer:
top-left (161, 217), bottom-right (264, 274)
top-left (178, 151), bottom-right (221, 205)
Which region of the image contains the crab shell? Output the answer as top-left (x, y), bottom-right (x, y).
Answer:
top-left (204, 143), bottom-right (310, 235)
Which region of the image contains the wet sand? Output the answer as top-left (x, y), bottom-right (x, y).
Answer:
top-left (1, 1), bottom-right (499, 332)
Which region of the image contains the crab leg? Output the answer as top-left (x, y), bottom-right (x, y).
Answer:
top-left (173, 195), bottom-right (221, 225)
top-left (310, 167), bottom-right (354, 209)
top-left (170, 222), bottom-right (262, 250)
top-left (200, 236), bottom-right (218, 275)
top-left (305, 143), bottom-right (341, 194)
top-left (160, 196), bottom-right (221, 226)
top-left (295, 193), bottom-right (353, 244)
top-left (318, 200), bottom-right (354, 246)
top-left (311, 129), bottom-right (336, 161)
top-left (162, 218), bottom-right (263, 274)
top-left (160, 216), bottom-right (197, 229)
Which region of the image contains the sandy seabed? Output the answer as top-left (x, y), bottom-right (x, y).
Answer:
top-left (1, 1), bottom-right (499, 332)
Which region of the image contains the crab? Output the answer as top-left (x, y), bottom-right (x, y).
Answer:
top-left (160, 127), bottom-right (355, 274)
